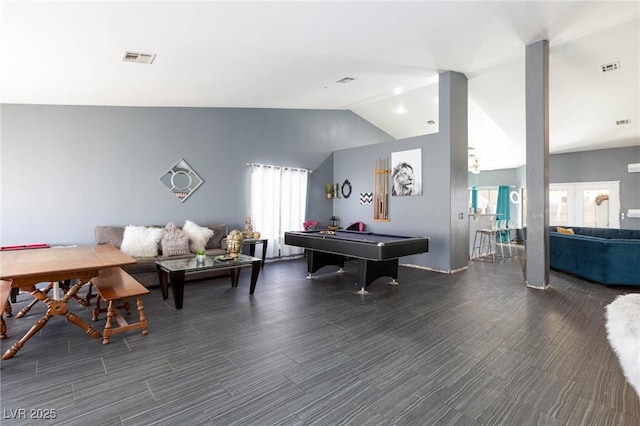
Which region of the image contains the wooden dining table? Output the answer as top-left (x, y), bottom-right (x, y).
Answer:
top-left (0, 245), bottom-right (136, 360)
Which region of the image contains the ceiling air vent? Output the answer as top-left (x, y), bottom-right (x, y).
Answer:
top-left (336, 77), bottom-right (355, 84)
top-left (616, 119), bottom-right (631, 126)
top-left (121, 51), bottom-right (156, 64)
top-left (600, 62), bottom-right (620, 73)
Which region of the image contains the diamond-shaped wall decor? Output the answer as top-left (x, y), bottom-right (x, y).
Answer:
top-left (159, 159), bottom-right (203, 202)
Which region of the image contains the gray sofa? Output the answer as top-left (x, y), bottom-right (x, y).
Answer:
top-left (95, 223), bottom-right (229, 287)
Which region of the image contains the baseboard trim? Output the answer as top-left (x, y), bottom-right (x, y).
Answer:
top-left (400, 263), bottom-right (467, 274)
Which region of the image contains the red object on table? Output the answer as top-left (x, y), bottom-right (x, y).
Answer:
top-left (1, 244), bottom-right (50, 251)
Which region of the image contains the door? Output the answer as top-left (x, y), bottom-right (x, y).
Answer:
top-left (549, 181), bottom-right (620, 228)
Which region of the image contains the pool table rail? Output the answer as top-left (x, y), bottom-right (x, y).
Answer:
top-left (284, 230), bottom-right (429, 261)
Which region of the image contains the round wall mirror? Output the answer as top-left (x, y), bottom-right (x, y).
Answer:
top-left (510, 190), bottom-right (520, 204)
top-left (171, 171), bottom-right (193, 190)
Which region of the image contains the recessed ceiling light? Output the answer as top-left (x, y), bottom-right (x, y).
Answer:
top-left (122, 51), bottom-right (156, 64)
top-left (336, 77), bottom-right (355, 84)
top-left (616, 119), bottom-right (631, 125)
top-left (395, 105), bottom-right (407, 114)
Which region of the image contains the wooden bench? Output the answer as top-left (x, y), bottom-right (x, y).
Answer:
top-left (90, 268), bottom-right (149, 345)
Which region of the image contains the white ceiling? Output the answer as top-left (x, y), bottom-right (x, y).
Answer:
top-left (2, 1), bottom-right (638, 171)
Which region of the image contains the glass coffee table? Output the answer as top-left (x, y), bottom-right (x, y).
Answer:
top-left (242, 238), bottom-right (268, 269)
top-left (155, 254), bottom-right (261, 309)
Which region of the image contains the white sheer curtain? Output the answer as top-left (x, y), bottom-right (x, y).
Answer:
top-left (250, 164), bottom-right (308, 258)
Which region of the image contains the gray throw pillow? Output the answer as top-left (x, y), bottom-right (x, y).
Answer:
top-left (205, 224), bottom-right (228, 249)
top-left (95, 226), bottom-right (125, 248)
top-left (161, 222), bottom-right (190, 256)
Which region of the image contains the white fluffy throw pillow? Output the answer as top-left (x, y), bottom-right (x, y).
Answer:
top-left (182, 220), bottom-right (214, 253)
top-left (120, 225), bottom-right (163, 257)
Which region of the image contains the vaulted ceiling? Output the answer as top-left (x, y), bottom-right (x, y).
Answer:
top-left (2, 1), bottom-right (638, 171)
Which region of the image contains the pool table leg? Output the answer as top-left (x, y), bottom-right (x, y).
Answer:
top-left (357, 259), bottom-right (399, 289)
top-left (307, 250), bottom-right (345, 275)
top-left (355, 286), bottom-right (369, 295)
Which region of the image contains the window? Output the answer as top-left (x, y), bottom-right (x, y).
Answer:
top-left (249, 164), bottom-right (309, 258)
top-left (469, 187), bottom-right (499, 213)
top-left (544, 181), bottom-right (620, 228)
top-left (549, 188), bottom-right (568, 225)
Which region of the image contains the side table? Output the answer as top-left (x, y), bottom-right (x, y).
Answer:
top-left (243, 238), bottom-right (267, 269)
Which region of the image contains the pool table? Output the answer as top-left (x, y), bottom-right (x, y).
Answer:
top-left (284, 230), bottom-right (429, 290)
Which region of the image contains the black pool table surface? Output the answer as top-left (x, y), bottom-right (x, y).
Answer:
top-left (284, 230), bottom-right (429, 288)
top-left (284, 230), bottom-right (429, 261)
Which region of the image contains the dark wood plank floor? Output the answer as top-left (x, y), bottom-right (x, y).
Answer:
top-left (1, 249), bottom-right (639, 425)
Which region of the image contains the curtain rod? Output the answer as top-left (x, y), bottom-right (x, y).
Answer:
top-left (246, 162), bottom-right (312, 173)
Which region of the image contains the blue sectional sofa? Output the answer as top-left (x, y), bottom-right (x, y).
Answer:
top-left (549, 226), bottom-right (640, 286)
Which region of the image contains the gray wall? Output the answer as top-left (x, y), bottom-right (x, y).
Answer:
top-left (3, 102), bottom-right (637, 259)
top-left (0, 104), bottom-right (391, 246)
top-left (469, 169), bottom-right (519, 189)
top-left (550, 146), bottom-right (640, 229)
top-left (307, 153), bottom-right (334, 227)
top-left (330, 72), bottom-right (469, 273)
top-left (332, 134), bottom-right (453, 271)
top-left (468, 145), bottom-right (640, 230)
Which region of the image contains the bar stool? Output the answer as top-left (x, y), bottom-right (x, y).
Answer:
top-left (496, 219), bottom-right (515, 257)
top-left (472, 220), bottom-right (498, 262)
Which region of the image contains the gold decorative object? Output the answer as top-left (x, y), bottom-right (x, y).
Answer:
top-left (227, 229), bottom-right (244, 258)
top-left (243, 217), bottom-right (254, 238)
top-left (253, 232), bottom-right (261, 239)
top-left (325, 183), bottom-right (334, 199)
top-left (374, 157), bottom-right (390, 221)
top-left (595, 194), bottom-right (609, 206)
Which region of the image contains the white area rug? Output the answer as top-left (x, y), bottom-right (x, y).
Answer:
top-left (605, 293), bottom-right (640, 399)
